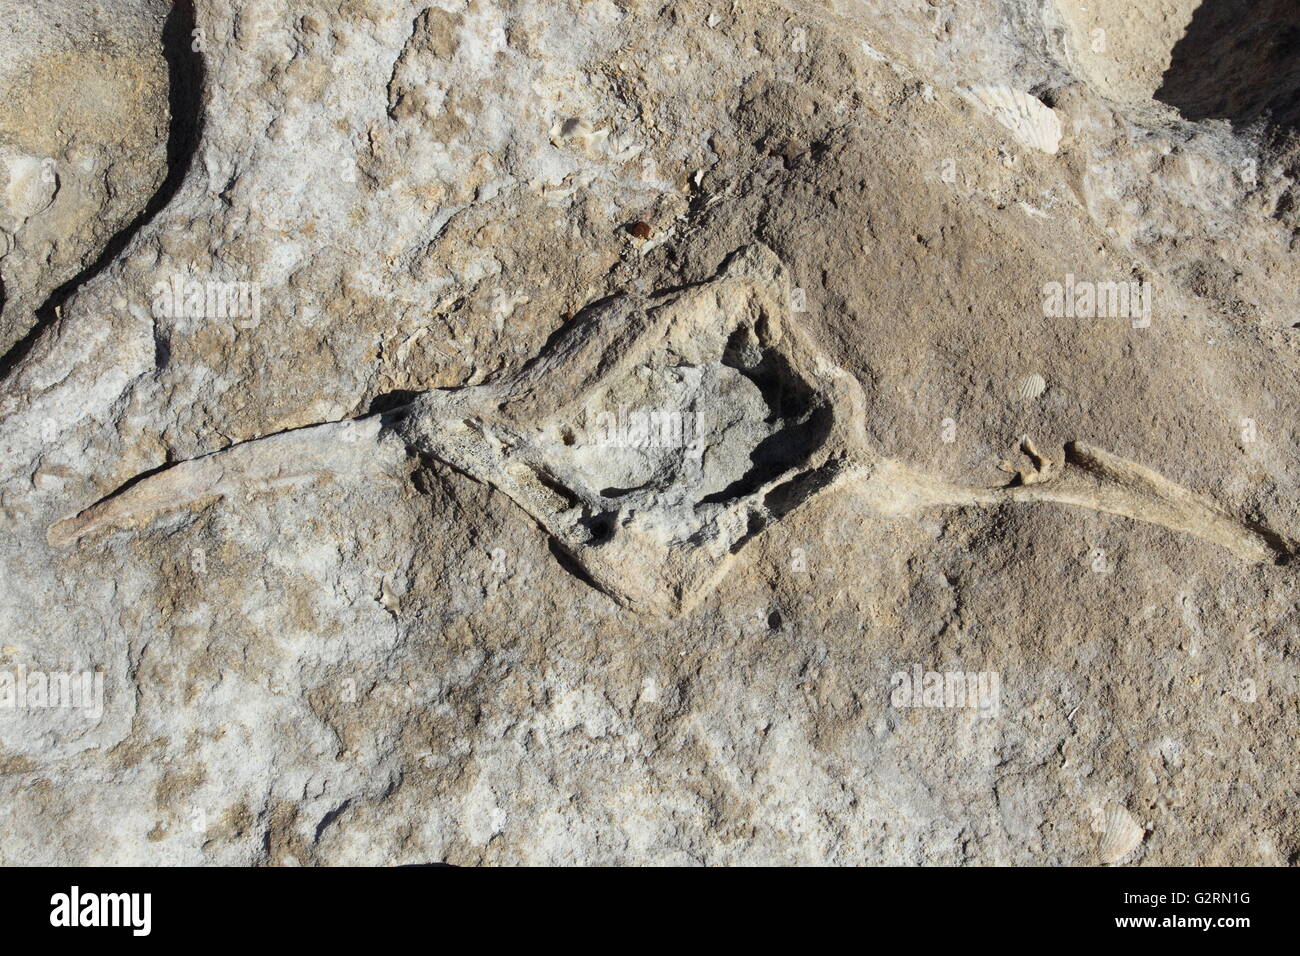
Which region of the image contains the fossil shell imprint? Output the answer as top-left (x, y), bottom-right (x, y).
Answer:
top-left (959, 86), bottom-right (1063, 155)
top-left (1098, 803), bottom-right (1145, 864)
top-left (1019, 373), bottom-right (1047, 401)
top-left (1, 149), bottom-right (58, 230)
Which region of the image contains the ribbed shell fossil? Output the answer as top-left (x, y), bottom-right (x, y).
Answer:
top-left (1019, 373), bottom-right (1047, 401)
top-left (1098, 804), bottom-right (1145, 864)
top-left (959, 86), bottom-right (1063, 154)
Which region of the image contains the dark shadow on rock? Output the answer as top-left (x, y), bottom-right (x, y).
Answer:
top-left (1155, 0), bottom-right (1300, 132)
top-left (367, 389), bottom-right (423, 415)
top-left (0, 0), bottom-right (205, 385)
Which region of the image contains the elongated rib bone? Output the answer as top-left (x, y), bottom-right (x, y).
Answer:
top-left (1009, 442), bottom-right (1283, 564)
top-left (47, 416), bottom-right (407, 547)
top-left (859, 445), bottom-right (1288, 565)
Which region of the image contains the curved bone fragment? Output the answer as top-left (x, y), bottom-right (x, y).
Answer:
top-left (1006, 441), bottom-right (1287, 564)
top-left (47, 416), bottom-right (406, 547)
top-left (860, 443), bottom-right (1288, 565)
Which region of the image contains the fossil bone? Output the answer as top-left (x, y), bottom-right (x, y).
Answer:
top-left (48, 246), bottom-right (1292, 615)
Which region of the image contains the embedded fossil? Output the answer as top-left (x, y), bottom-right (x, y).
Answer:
top-left (1097, 803), bottom-right (1146, 865)
top-left (1018, 372), bottom-right (1047, 402)
top-left (48, 246), bottom-right (1292, 616)
top-left (956, 85), bottom-right (1065, 154)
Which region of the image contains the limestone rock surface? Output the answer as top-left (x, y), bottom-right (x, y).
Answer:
top-left (0, 0), bottom-right (1298, 865)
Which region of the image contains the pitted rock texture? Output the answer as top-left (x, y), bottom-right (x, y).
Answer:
top-left (0, 0), bottom-right (1298, 865)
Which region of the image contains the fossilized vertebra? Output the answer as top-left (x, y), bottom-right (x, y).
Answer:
top-left (48, 246), bottom-right (1292, 615)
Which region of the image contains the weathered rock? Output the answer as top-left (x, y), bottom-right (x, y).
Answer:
top-left (0, 0), bottom-right (1297, 865)
top-left (0, 0), bottom-right (176, 355)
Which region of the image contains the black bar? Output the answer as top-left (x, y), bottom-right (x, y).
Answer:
top-left (0, 866), bottom-right (1281, 942)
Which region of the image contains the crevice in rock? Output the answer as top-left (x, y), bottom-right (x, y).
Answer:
top-left (0, 0), bottom-right (206, 386)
